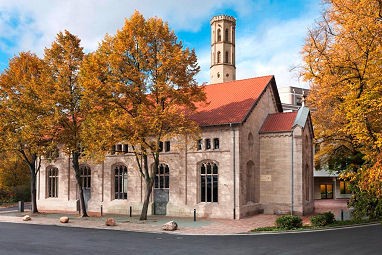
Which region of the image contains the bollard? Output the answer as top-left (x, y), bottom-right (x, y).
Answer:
top-left (129, 206), bottom-right (132, 217)
top-left (100, 205), bottom-right (103, 217)
top-left (341, 209), bottom-right (344, 221)
top-left (18, 201), bottom-right (24, 212)
top-left (193, 209), bottom-right (196, 222)
top-left (76, 200), bottom-right (80, 214)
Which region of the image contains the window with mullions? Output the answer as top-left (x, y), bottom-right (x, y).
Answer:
top-left (80, 165), bottom-right (91, 190)
top-left (155, 163), bottom-right (169, 189)
top-left (340, 181), bottom-right (351, 194)
top-left (114, 165), bottom-right (128, 199)
top-left (47, 167), bottom-right (58, 198)
top-left (200, 162), bottom-right (218, 202)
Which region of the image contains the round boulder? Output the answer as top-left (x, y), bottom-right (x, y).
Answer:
top-left (105, 218), bottom-right (117, 226)
top-left (162, 220), bottom-right (178, 231)
top-left (22, 215), bottom-right (31, 221)
top-left (60, 216), bottom-right (70, 223)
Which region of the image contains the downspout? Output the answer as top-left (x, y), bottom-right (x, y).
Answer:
top-left (230, 123), bottom-right (236, 219)
top-left (291, 129), bottom-right (294, 215)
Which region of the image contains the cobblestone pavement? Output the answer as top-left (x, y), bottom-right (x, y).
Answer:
top-left (0, 200), bottom-right (349, 235)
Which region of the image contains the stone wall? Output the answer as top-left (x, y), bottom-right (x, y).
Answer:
top-left (238, 84), bottom-right (279, 218)
top-left (38, 126), bottom-right (238, 219)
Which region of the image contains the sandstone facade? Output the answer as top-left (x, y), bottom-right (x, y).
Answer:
top-left (36, 77), bottom-right (314, 219)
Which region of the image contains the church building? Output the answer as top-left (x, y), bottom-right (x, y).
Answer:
top-left (37, 15), bottom-right (314, 219)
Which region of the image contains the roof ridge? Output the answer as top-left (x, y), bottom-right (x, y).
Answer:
top-left (203, 75), bottom-right (274, 87)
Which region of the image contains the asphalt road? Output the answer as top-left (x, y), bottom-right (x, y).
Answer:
top-left (0, 222), bottom-right (381, 255)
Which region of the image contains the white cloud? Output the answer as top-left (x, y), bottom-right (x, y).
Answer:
top-left (0, 0), bottom-right (319, 88)
top-left (235, 17), bottom-right (313, 88)
top-left (0, 0), bottom-right (253, 54)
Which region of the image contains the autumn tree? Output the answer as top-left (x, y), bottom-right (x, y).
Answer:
top-left (44, 30), bottom-right (91, 217)
top-left (0, 52), bottom-right (55, 212)
top-left (301, 0), bottom-right (382, 218)
top-left (0, 152), bottom-right (31, 202)
top-left (80, 11), bottom-right (206, 220)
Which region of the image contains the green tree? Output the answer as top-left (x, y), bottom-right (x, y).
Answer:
top-left (301, 0), bottom-right (382, 218)
top-left (0, 52), bottom-right (55, 212)
top-left (80, 11), bottom-right (206, 220)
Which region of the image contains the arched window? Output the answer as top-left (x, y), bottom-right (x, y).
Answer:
top-left (217, 28), bottom-right (221, 42)
top-left (155, 163), bottom-right (169, 189)
top-left (80, 165), bottom-right (91, 190)
top-left (217, 51), bottom-right (221, 63)
top-left (305, 164), bottom-right (310, 201)
top-left (246, 161), bottom-right (256, 203)
top-left (47, 166), bottom-right (58, 198)
top-left (114, 164), bottom-right (127, 199)
top-left (200, 161), bottom-right (218, 202)
top-left (225, 28), bottom-right (229, 42)
top-left (248, 132), bottom-right (254, 150)
top-left (225, 51), bottom-right (229, 63)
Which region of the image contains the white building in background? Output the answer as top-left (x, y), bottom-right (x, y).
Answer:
top-left (279, 86), bottom-right (310, 112)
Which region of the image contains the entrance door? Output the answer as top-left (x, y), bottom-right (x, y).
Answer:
top-left (320, 184), bottom-right (333, 199)
top-left (154, 163), bottom-right (169, 215)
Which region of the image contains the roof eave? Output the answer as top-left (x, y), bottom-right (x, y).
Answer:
top-left (259, 130), bottom-right (292, 135)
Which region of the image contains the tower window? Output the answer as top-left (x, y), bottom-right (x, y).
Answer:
top-left (225, 51), bottom-right (229, 63)
top-left (217, 51), bottom-right (221, 63)
top-left (217, 28), bottom-right (221, 42)
top-left (225, 28), bottom-right (229, 42)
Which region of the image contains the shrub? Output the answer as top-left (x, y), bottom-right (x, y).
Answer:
top-left (310, 211), bottom-right (335, 227)
top-left (275, 215), bottom-right (303, 230)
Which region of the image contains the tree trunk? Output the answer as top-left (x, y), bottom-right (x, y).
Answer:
top-left (72, 151), bottom-right (88, 217)
top-left (30, 171), bottom-right (38, 213)
top-left (140, 179), bottom-right (154, 220)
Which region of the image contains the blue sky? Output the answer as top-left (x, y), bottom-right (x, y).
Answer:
top-left (0, 0), bottom-right (323, 87)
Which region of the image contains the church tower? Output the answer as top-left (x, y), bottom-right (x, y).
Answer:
top-left (210, 15), bottom-right (236, 84)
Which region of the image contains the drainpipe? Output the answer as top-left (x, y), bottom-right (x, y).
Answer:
top-left (291, 130), bottom-right (294, 215)
top-left (230, 123), bottom-right (236, 219)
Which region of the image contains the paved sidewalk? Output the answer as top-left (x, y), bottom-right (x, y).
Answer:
top-left (0, 199), bottom-right (348, 235)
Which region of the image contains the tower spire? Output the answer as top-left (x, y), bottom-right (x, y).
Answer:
top-left (210, 15), bottom-right (236, 84)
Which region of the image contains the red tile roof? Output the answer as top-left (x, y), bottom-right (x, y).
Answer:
top-left (191, 76), bottom-right (274, 126)
top-left (259, 112), bottom-right (297, 133)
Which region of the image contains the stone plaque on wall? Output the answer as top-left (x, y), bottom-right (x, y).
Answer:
top-left (260, 175), bottom-right (272, 182)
